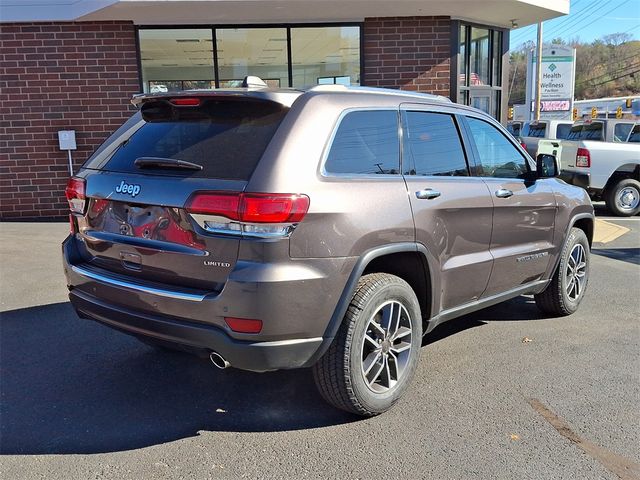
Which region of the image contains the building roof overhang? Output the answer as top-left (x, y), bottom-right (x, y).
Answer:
top-left (1, 0), bottom-right (569, 29)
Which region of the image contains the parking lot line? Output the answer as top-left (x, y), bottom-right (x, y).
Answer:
top-left (529, 398), bottom-right (640, 480)
top-left (594, 219), bottom-right (631, 244)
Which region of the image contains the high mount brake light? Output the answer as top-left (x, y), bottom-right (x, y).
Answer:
top-left (65, 177), bottom-right (86, 214)
top-left (186, 192), bottom-right (310, 224)
top-left (576, 148), bottom-right (591, 168)
top-left (169, 98), bottom-right (201, 106)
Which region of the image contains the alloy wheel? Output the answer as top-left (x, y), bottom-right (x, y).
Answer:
top-left (565, 243), bottom-right (587, 301)
top-left (360, 300), bottom-right (413, 393)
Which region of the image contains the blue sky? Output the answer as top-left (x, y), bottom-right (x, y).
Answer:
top-left (509, 0), bottom-right (640, 49)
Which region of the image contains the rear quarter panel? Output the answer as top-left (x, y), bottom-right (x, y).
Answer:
top-left (247, 92), bottom-right (416, 259)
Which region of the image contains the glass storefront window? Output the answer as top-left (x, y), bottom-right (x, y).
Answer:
top-left (290, 26), bottom-right (360, 88)
top-left (216, 28), bottom-right (288, 89)
top-left (458, 26), bottom-right (467, 86)
top-left (139, 29), bottom-right (214, 93)
top-left (491, 31), bottom-right (502, 87)
top-left (457, 24), bottom-right (504, 120)
top-left (139, 25), bottom-right (360, 92)
top-left (469, 27), bottom-right (490, 86)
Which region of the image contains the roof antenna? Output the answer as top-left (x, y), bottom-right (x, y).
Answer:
top-left (242, 76), bottom-right (268, 88)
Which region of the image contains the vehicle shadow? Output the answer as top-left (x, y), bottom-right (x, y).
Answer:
top-left (0, 302), bottom-right (356, 455)
top-left (592, 247), bottom-right (640, 266)
top-left (423, 295), bottom-right (548, 347)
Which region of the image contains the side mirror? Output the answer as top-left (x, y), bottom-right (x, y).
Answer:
top-left (536, 153), bottom-right (559, 178)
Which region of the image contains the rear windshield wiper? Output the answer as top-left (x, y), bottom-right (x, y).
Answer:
top-left (134, 157), bottom-right (203, 171)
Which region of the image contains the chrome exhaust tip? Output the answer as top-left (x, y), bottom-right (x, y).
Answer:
top-left (209, 351), bottom-right (230, 369)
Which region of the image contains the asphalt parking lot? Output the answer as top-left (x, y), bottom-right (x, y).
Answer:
top-left (1, 206), bottom-right (638, 480)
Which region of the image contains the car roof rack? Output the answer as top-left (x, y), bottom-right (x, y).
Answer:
top-left (307, 84), bottom-right (451, 102)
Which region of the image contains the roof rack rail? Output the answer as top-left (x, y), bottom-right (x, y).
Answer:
top-left (307, 84), bottom-right (451, 102)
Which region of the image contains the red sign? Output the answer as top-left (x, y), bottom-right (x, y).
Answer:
top-left (541, 100), bottom-right (570, 112)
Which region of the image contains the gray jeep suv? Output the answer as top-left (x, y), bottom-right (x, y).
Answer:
top-left (62, 82), bottom-right (594, 416)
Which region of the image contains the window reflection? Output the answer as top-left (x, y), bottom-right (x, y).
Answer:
top-left (216, 28), bottom-right (288, 88)
top-left (139, 29), bottom-right (215, 93)
top-left (291, 26), bottom-right (360, 88)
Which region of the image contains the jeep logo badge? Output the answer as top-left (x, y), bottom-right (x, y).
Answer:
top-left (115, 180), bottom-right (141, 197)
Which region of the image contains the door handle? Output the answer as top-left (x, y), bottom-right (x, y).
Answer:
top-left (415, 188), bottom-right (441, 200)
top-left (495, 188), bottom-right (514, 198)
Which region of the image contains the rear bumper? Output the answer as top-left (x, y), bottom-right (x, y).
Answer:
top-left (69, 289), bottom-right (322, 372)
top-left (559, 170), bottom-right (591, 190)
top-left (63, 235), bottom-right (354, 372)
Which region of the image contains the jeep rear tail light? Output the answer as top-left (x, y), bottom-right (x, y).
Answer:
top-left (65, 177), bottom-right (86, 214)
top-left (520, 140), bottom-right (527, 150)
top-left (187, 192), bottom-right (242, 220)
top-left (186, 191), bottom-right (310, 238)
top-left (576, 148), bottom-right (591, 167)
top-left (240, 193), bottom-right (309, 223)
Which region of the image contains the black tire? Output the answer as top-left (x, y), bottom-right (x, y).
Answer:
top-left (604, 178), bottom-right (640, 217)
top-left (312, 273), bottom-right (422, 416)
top-left (535, 227), bottom-right (590, 316)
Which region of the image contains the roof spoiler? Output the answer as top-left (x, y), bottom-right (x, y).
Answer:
top-left (131, 76), bottom-right (270, 107)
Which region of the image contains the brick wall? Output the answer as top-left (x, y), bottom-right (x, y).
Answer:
top-left (0, 18), bottom-right (453, 219)
top-left (0, 21), bottom-right (139, 220)
top-left (363, 16), bottom-right (451, 96)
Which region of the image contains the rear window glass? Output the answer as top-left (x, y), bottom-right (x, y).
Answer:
top-left (628, 125), bottom-right (640, 143)
top-left (556, 123), bottom-right (572, 139)
top-left (84, 98), bottom-right (288, 180)
top-left (507, 123), bottom-right (521, 137)
top-left (325, 110), bottom-right (400, 175)
top-left (522, 123), bottom-right (546, 138)
top-left (567, 122), bottom-right (604, 141)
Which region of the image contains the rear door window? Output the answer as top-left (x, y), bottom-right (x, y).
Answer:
top-left (324, 110), bottom-right (400, 175)
top-left (402, 111), bottom-right (469, 176)
top-left (84, 97), bottom-right (288, 180)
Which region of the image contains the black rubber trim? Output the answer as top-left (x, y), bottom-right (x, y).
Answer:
top-left (304, 242), bottom-right (435, 366)
top-left (559, 170), bottom-right (590, 189)
top-left (69, 289), bottom-right (322, 372)
top-left (547, 211), bottom-right (594, 280)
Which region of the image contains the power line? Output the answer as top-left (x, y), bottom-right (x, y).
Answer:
top-left (589, 68), bottom-right (640, 88)
top-left (509, 0), bottom-right (598, 47)
top-left (545, 1), bottom-right (603, 39)
top-left (510, 25), bottom-right (536, 43)
top-left (544, 1), bottom-right (600, 38)
top-left (576, 61), bottom-right (640, 87)
top-left (555, 0), bottom-right (634, 39)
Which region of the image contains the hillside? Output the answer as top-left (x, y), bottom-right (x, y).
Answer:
top-left (508, 33), bottom-right (640, 106)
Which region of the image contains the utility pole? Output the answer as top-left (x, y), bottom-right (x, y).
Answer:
top-left (535, 21), bottom-right (543, 121)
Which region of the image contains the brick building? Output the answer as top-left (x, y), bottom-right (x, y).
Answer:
top-left (0, 0), bottom-right (568, 219)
